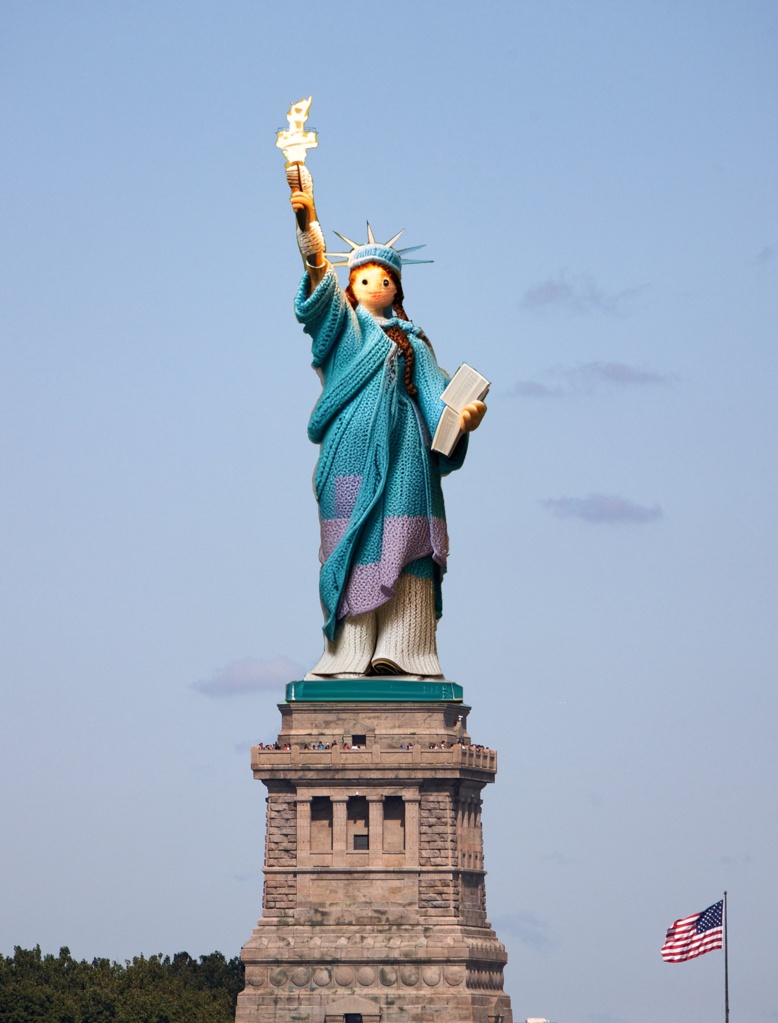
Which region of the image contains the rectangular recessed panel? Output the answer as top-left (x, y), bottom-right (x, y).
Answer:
top-left (285, 679), bottom-right (464, 702)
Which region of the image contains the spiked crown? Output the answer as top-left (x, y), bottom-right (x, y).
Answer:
top-left (326, 223), bottom-right (432, 277)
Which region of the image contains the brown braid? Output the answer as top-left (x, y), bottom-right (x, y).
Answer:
top-left (345, 264), bottom-right (432, 398)
top-left (383, 323), bottom-right (417, 396)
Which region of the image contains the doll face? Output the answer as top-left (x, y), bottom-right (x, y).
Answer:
top-left (350, 263), bottom-right (397, 316)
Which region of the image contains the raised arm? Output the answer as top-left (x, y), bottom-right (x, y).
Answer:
top-left (286, 162), bottom-right (328, 291)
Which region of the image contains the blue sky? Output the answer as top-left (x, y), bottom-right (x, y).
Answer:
top-left (2, 3), bottom-right (777, 1021)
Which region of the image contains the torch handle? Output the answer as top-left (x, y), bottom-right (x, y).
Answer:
top-left (286, 161), bottom-right (316, 229)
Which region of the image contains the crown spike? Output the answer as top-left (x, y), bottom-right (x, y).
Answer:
top-left (366, 222), bottom-right (376, 244)
top-left (396, 244), bottom-right (426, 255)
top-left (385, 229), bottom-right (405, 248)
top-left (333, 231), bottom-right (360, 249)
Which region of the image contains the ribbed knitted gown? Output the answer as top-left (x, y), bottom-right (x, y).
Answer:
top-left (295, 267), bottom-right (468, 642)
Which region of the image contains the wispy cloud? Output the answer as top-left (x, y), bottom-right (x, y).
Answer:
top-left (513, 380), bottom-right (561, 398)
top-left (542, 493), bottom-right (662, 525)
top-left (542, 852), bottom-right (577, 865)
top-left (492, 911), bottom-right (556, 954)
top-left (192, 656), bottom-right (305, 697)
top-left (513, 360), bottom-right (672, 398)
top-left (521, 272), bottom-right (644, 315)
top-left (718, 853), bottom-right (752, 867)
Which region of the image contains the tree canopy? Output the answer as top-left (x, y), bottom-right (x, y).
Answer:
top-left (0, 946), bottom-right (244, 1023)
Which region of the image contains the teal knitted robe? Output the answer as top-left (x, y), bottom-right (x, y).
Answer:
top-left (295, 267), bottom-right (468, 642)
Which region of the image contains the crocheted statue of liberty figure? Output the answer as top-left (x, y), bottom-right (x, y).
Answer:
top-left (278, 100), bottom-right (486, 679)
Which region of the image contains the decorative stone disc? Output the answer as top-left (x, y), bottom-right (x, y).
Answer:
top-left (399, 964), bottom-right (419, 987)
top-left (247, 966), bottom-right (266, 987)
top-left (333, 965), bottom-right (355, 987)
top-left (422, 965), bottom-right (441, 986)
top-left (443, 964), bottom-right (465, 986)
top-left (356, 966), bottom-right (376, 986)
top-left (379, 966), bottom-right (397, 986)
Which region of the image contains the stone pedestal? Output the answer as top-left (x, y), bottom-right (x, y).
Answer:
top-left (236, 681), bottom-right (513, 1023)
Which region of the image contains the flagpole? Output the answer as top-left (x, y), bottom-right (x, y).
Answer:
top-left (724, 891), bottom-right (729, 1023)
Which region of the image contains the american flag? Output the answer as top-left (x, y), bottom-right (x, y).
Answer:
top-left (661, 900), bottom-right (724, 962)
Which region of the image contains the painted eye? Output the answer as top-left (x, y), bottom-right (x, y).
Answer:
top-left (361, 278), bottom-right (368, 285)
top-left (382, 279), bottom-right (390, 287)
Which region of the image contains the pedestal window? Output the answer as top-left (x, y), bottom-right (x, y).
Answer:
top-left (382, 795), bottom-right (406, 852)
top-left (310, 796), bottom-right (333, 852)
top-left (347, 795), bottom-right (369, 850)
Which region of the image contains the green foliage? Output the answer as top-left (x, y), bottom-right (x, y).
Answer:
top-left (0, 946), bottom-right (244, 1023)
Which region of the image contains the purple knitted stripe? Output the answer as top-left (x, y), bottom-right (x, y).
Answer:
top-left (319, 514), bottom-right (448, 566)
top-left (334, 474), bottom-right (362, 518)
top-left (322, 515), bottom-right (449, 619)
top-left (319, 518), bottom-right (349, 562)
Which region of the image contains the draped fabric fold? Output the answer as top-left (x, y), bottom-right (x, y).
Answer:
top-left (295, 268), bottom-right (468, 642)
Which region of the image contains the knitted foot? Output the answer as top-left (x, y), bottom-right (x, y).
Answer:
top-left (309, 611), bottom-right (377, 676)
top-left (373, 574), bottom-right (443, 676)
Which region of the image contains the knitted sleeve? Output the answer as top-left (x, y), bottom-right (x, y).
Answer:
top-left (410, 332), bottom-right (468, 476)
top-left (294, 267), bottom-right (350, 368)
